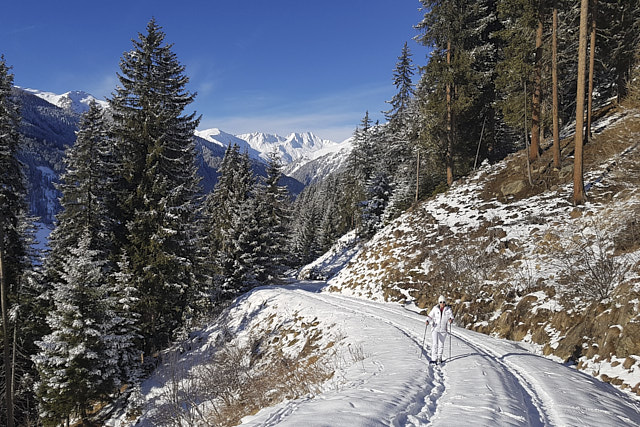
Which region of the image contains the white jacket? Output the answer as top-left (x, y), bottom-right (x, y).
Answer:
top-left (427, 304), bottom-right (454, 333)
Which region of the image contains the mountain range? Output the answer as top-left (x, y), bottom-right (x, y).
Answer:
top-left (15, 87), bottom-right (352, 224)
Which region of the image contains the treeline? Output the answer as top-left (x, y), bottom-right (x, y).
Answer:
top-left (289, 0), bottom-right (640, 254)
top-left (0, 20), bottom-right (298, 426)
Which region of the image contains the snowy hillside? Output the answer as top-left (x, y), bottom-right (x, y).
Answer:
top-left (327, 105), bottom-right (640, 396)
top-left (99, 104), bottom-right (640, 426)
top-left (108, 281), bottom-right (640, 426)
top-left (21, 87), bottom-right (108, 114)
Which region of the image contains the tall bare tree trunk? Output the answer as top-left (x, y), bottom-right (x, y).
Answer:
top-left (585, 0), bottom-right (597, 142)
top-left (0, 211), bottom-right (15, 427)
top-left (415, 150), bottom-right (420, 203)
top-left (530, 18), bottom-right (543, 162)
top-left (574, 0), bottom-right (589, 205)
top-left (446, 39), bottom-right (454, 186)
top-left (552, 2), bottom-right (561, 168)
top-left (524, 81), bottom-right (533, 186)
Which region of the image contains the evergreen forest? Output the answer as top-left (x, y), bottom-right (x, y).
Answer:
top-left (1, 1), bottom-right (640, 424)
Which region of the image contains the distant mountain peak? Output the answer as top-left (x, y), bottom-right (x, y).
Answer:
top-left (20, 88), bottom-right (108, 114)
top-left (234, 131), bottom-right (344, 164)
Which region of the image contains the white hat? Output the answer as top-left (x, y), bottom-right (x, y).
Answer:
top-left (438, 295), bottom-right (446, 303)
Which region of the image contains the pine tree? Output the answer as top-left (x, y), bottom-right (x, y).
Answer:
top-left (361, 172), bottom-right (391, 237)
top-left (348, 112), bottom-right (376, 184)
top-left (222, 196), bottom-right (264, 291)
top-left (109, 19), bottom-right (202, 354)
top-left (204, 145), bottom-right (258, 297)
top-left (104, 253), bottom-right (141, 386)
top-left (33, 102), bottom-right (133, 421)
top-left (0, 54), bottom-right (27, 427)
top-left (46, 101), bottom-right (118, 279)
top-left (385, 42), bottom-right (416, 132)
top-left (34, 234), bottom-right (110, 425)
top-left (574, 0), bottom-right (589, 205)
top-left (417, 0), bottom-right (501, 184)
top-left (598, 0), bottom-right (640, 101)
top-left (257, 151), bottom-right (291, 279)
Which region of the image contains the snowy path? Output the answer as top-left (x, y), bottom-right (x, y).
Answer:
top-left (241, 283), bottom-right (640, 426)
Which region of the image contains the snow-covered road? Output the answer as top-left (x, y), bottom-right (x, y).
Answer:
top-left (241, 283), bottom-right (640, 426)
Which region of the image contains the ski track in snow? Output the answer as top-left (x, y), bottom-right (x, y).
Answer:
top-left (238, 284), bottom-right (640, 426)
top-left (311, 291), bottom-right (548, 426)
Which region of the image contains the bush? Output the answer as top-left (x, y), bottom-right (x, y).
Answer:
top-left (553, 228), bottom-right (633, 301)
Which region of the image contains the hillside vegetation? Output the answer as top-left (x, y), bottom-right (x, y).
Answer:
top-left (328, 100), bottom-right (640, 395)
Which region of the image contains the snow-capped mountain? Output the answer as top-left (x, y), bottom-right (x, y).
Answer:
top-left (196, 128), bottom-right (352, 184)
top-left (283, 137), bottom-right (353, 185)
top-left (16, 87), bottom-right (347, 224)
top-left (197, 128), bottom-right (349, 165)
top-left (235, 131), bottom-right (345, 165)
top-left (23, 88), bottom-right (350, 179)
top-left (194, 128), bottom-right (263, 160)
top-left (21, 88), bottom-right (108, 114)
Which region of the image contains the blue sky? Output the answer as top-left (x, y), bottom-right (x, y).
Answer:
top-left (2, 1), bottom-right (427, 142)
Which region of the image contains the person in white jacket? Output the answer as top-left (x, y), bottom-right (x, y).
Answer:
top-left (426, 295), bottom-right (454, 363)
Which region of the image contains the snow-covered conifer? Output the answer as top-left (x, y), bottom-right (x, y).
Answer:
top-left (256, 151), bottom-right (292, 278)
top-left (34, 234), bottom-right (111, 424)
top-left (108, 19), bottom-right (202, 354)
top-left (0, 54), bottom-right (33, 427)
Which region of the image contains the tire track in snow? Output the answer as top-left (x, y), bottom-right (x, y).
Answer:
top-left (454, 327), bottom-right (640, 426)
top-left (451, 329), bottom-right (552, 426)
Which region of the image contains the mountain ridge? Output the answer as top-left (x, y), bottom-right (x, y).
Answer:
top-left (14, 87), bottom-right (344, 224)
top-left (25, 87), bottom-right (350, 170)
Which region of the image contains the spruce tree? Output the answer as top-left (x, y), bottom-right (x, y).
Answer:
top-left (109, 19), bottom-right (202, 354)
top-left (205, 145), bottom-right (258, 296)
top-left (417, 0), bottom-right (501, 184)
top-left (0, 54), bottom-right (29, 427)
top-left (104, 253), bottom-right (141, 386)
top-left (34, 235), bottom-right (110, 425)
top-left (257, 151), bottom-right (291, 279)
top-left (361, 172), bottom-right (391, 237)
top-left (35, 101), bottom-right (140, 422)
top-left (598, 0), bottom-right (640, 101)
top-left (46, 101), bottom-right (118, 278)
top-left (348, 112), bottom-right (375, 185)
top-left (384, 42), bottom-right (416, 132)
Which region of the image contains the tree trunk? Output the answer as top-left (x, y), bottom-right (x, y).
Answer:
top-left (574, 0), bottom-right (589, 205)
top-left (0, 211), bottom-right (15, 427)
top-left (415, 150), bottom-right (420, 203)
top-left (530, 18), bottom-right (543, 162)
top-left (524, 81), bottom-right (533, 186)
top-left (446, 39), bottom-right (454, 186)
top-left (585, 0), bottom-right (597, 143)
top-left (552, 2), bottom-right (561, 168)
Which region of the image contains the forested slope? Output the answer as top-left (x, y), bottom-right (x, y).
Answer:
top-left (328, 102), bottom-right (640, 395)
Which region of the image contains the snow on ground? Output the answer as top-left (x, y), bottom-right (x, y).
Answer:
top-left (110, 109), bottom-right (640, 426)
top-left (120, 280), bottom-right (640, 426)
top-left (237, 284), bottom-right (640, 426)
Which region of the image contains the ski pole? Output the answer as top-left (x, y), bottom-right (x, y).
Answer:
top-left (448, 322), bottom-right (452, 362)
top-left (420, 321), bottom-right (428, 359)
